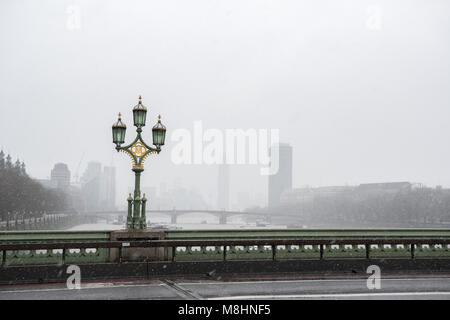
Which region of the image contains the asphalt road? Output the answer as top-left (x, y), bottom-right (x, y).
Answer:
top-left (1, 275), bottom-right (450, 300)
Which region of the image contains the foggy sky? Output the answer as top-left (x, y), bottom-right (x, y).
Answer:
top-left (1, 0), bottom-right (450, 208)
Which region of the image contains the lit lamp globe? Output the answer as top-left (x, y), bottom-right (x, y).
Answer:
top-left (152, 115), bottom-right (166, 147)
top-left (112, 113), bottom-right (126, 146)
top-left (133, 95), bottom-right (147, 128)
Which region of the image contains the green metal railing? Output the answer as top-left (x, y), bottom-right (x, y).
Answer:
top-left (0, 230), bottom-right (110, 265)
top-left (2, 237), bottom-right (450, 267)
top-left (2, 229), bottom-right (450, 266)
top-left (164, 229), bottom-right (450, 261)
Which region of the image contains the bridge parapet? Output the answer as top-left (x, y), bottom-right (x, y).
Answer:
top-left (2, 236), bottom-right (450, 267)
top-left (2, 229), bottom-right (450, 267)
top-left (0, 230), bottom-right (111, 265)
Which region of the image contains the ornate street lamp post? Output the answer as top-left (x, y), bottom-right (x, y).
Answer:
top-left (112, 96), bottom-right (166, 229)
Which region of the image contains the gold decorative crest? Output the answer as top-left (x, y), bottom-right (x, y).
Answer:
top-left (130, 141), bottom-right (147, 157)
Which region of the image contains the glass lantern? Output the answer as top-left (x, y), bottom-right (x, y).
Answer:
top-left (112, 113), bottom-right (126, 145)
top-left (133, 95), bottom-right (147, 127)
top-left (152, 115), bottom-right (166, 146)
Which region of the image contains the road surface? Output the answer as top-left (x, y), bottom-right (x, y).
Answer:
top-left (1, 275), bottom-right (450, 300)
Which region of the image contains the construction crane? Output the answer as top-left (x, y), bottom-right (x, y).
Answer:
top-left (73, 152), bottom-right (85, 184)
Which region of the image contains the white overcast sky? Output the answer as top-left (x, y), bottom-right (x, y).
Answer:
top-left (1, 0), bottom-right (450, 207)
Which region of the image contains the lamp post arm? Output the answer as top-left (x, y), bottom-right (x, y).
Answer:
top-left (115, 146), bottom-right (138, 167)
top-left (115, 132), bottom-right (140, 153)
top-left (115, 132), bottom-right (160, 170)
top-left (140, 139), bottom-right (161, 154)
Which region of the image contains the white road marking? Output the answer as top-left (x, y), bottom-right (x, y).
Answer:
top-left (209, 291), bottom-right (450, 300)
top-left (0, 282), bottom-right (165, 294)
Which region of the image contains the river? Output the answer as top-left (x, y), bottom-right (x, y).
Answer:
top-left (68, 212), bottom-right (288, 231)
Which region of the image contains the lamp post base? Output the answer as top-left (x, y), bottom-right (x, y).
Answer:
top-left (139, 219), bottom-right (147, 229)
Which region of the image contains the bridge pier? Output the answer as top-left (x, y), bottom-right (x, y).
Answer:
top-left (171, 215), bottom-right (177, 224)
top-left (219, 215), bottom-right (227, 225)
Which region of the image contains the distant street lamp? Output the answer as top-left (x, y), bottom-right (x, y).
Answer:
top-left (112, 96), bottom-right (166, 229)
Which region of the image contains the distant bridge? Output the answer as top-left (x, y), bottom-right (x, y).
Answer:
top-left (88, 209), bottom-right (272, 224)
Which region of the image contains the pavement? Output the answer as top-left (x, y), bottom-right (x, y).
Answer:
top-left (1, 275), bottom-right (450, 300)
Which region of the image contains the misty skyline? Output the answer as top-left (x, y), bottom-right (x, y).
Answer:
top-left (1, 0), bottom-right (450, 208)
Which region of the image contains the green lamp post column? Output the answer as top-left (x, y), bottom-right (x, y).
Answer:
top-left (112, 96), bottom-right (167, 229)
top-left (132, 169), bottom-right (142, 228)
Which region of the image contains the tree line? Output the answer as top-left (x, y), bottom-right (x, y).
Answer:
top-left (0, 151), bottom-right (68, 221)
top-left (270, 186), bottom-right (450, 227)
